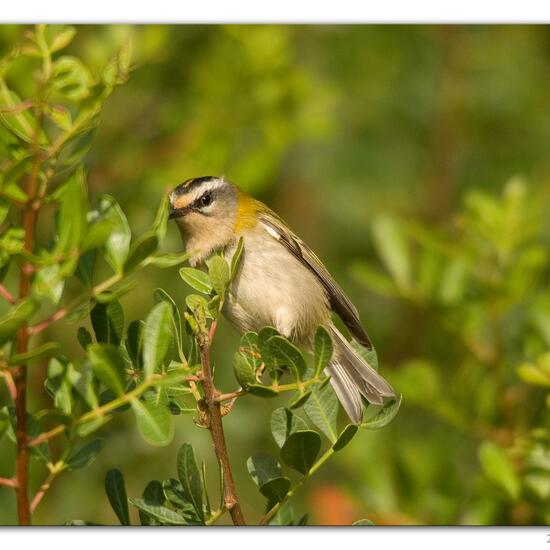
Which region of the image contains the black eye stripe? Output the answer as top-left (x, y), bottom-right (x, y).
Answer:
top-left (194, 190), bottom-right (214, 209)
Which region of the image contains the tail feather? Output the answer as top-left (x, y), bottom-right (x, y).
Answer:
top-left (326, 326), bottom-right (395, 424)
top-left (325, 362), bottom-right (363, 424)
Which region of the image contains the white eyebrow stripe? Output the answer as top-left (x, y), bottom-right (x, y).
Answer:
top-left (188, 179), bottom-right (226, 203)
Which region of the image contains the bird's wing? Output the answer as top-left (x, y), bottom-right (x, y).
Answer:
top-left (258, 210), bottom-right (372, 349)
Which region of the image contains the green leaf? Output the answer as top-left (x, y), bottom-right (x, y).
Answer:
top-left (76, 415), bottom-right (111, 437)
top-left (478, 441), bottom-right (520, 501)
top-left (270, 407), bottom-right (308, 448)
top-left (0, 84), bottom-right (37, 143)
top-left (207, 255), bottom-right (231, 296)
top-left (94, 195), bottom-right (131, 273)
top-left (81, 219), bottom-right (113, 252)
top-left (0, 298), bottom-right (37, 345)
top-left (139, 479), bottom-right (165, 525)
top-left (45, 357), bottom-right (74, 415)
top-left (517, 355), bottom-right (550, 387)
top-left (148, 252), bottom-right (191, 268)
top-left (104, 469), bottom-right (130, 525)
top-left (177, 443), bottom-right (205, 522)
top-left (304, 383), bottom-right (339, 443)
top-left (314, 326), bottom-right (333, 377)
top-left (247, 453), bottom-right (290, 503)
top-left (124, 233), bottom-right (159, 273)
top-left (0, 198), bottom-right (9, 226)
top-left (268, 335), bottom-right (307, 381)
top-left (9, 342), bottom-right (59, 365)
top-left (143, 301), bottom-right (173, 378)
top-left (50, 26), bottom-right (77, 53)
top-left (361, 395), bottom-right (402, 429)
top-left (34, 264), bottom-right (64, 304)
top-left (67, 439), bottom-right (102, 470)
top-left (371, 215), bottom-right (411, 295)
top-left (333, 424), bottom-right (358, 451)
top-left (125, 320), bottom-right (145, 371)
top-left (258, 326), bottom-right (279, 377)
top-left (230, 237), bottom-right (244, 278)
top-left (53, 168), bottom-right (88, 263)
top-left (280, 430), bottom-right (321, 475)
top-left (289, 390), bottom-right (312, 409)
top-left (269, 501), bottom-right (295, 526)
top-left (185, 294), bottom-right (212, 317)
top-left (90, 299), bottom-right (124, 346)
top-left (3, 155), bottom-right (32, 191)
top-left (75, 250), bottom-right (95, 287)
top-left (233, 350), bottom-right (257, 387)
top-left (247, 384), bottom-right (279, 398)
top-left (179, 267), bottom-right (212, 294)
top-left (95, 281), bottom-right (136, 304)
top-left (153, 196), bottom-right (169, 245)
top-left (50, 56), bottom-right (92, 101)
top-left (88, 343), bottom-right (126, 396)
top-left (131, 399), bottom-right (174, 446)
top-left (129, 498), bottom-right (188, 526)
top-left (68, 362), bottom-right (98, 409)
top-left (153, 288), bottom-right (183, 351)
top-left (162, 478), bottom-right (188, 508)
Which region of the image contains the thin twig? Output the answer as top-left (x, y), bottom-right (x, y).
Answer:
top-left (28, 370), bottom-right (195, 448)
top-left (259, 446), bottom-right (335, 525)
top-left (28, 273), bottom-right (122, 336)
top-left (205, 506), bottom-right (227, 526)
top-left (0, 283), bottom-right (15, 304)
top-left (215, 390), bottom-right (247, 403)
top-left (198, 324), bottom-right (246, 526)
top-left (30, 462), bottom-right (64, 513)
top-left (1, 368), bottom-right (17, 401)
top-left (27, 307), bottom-right (68, 336)
top-left (0, 477), bottom-right (18, 489)
top-left (13, 102), bottom-right (44, 526)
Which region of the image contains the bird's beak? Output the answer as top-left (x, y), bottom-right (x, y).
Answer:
top-left (168, 206), bottom-right (182, 220)
top-left (168, 196), bottom-right (187, 220)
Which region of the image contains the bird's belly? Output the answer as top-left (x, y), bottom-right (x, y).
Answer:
top-left (223, 231), bottom-right (330, 346)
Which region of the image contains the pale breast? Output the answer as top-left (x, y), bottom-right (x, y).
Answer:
top-left (223, 225), bottom-right (331, 346)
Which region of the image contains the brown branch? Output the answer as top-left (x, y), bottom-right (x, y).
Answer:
top-left (13, 100), bottom-right (44, 526)
top-left (198, 328), bottom-right (246, 526)
top-left (0, 283), bottom-right (16, 304)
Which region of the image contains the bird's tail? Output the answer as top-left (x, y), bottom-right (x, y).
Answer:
top-left (325, 325), bottom-right (395, 424)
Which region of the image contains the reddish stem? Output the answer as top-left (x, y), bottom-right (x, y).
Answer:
top-left (28, 307), bottom-right (68, 336)
top-left (0, 283), bottom-right (16, 304)
top-left (199, 322), bottom-right (246, 526)
top-left (0, 477), bottom-right (18, 489)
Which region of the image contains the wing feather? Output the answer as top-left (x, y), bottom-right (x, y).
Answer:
top-left (258, 211), bottom-right (372, 349)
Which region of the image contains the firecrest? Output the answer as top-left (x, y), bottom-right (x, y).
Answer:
top-left (169, 176), bottom-right (395, 423)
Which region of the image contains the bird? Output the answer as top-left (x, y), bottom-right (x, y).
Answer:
top-left (169, 175), bottom-right (395, 423)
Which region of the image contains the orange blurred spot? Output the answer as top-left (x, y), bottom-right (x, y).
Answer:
top-left (310, 485), bottom-right (359, 525)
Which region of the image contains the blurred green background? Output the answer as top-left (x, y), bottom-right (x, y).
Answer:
top-left (1, 24), bottom-right (550, 525)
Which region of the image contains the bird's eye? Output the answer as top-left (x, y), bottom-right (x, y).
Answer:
top-left (200, 192), bottom-right (212, 207)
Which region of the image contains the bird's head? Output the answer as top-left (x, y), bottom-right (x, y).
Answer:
top-left (169, 175), bottom-right (260, 264)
